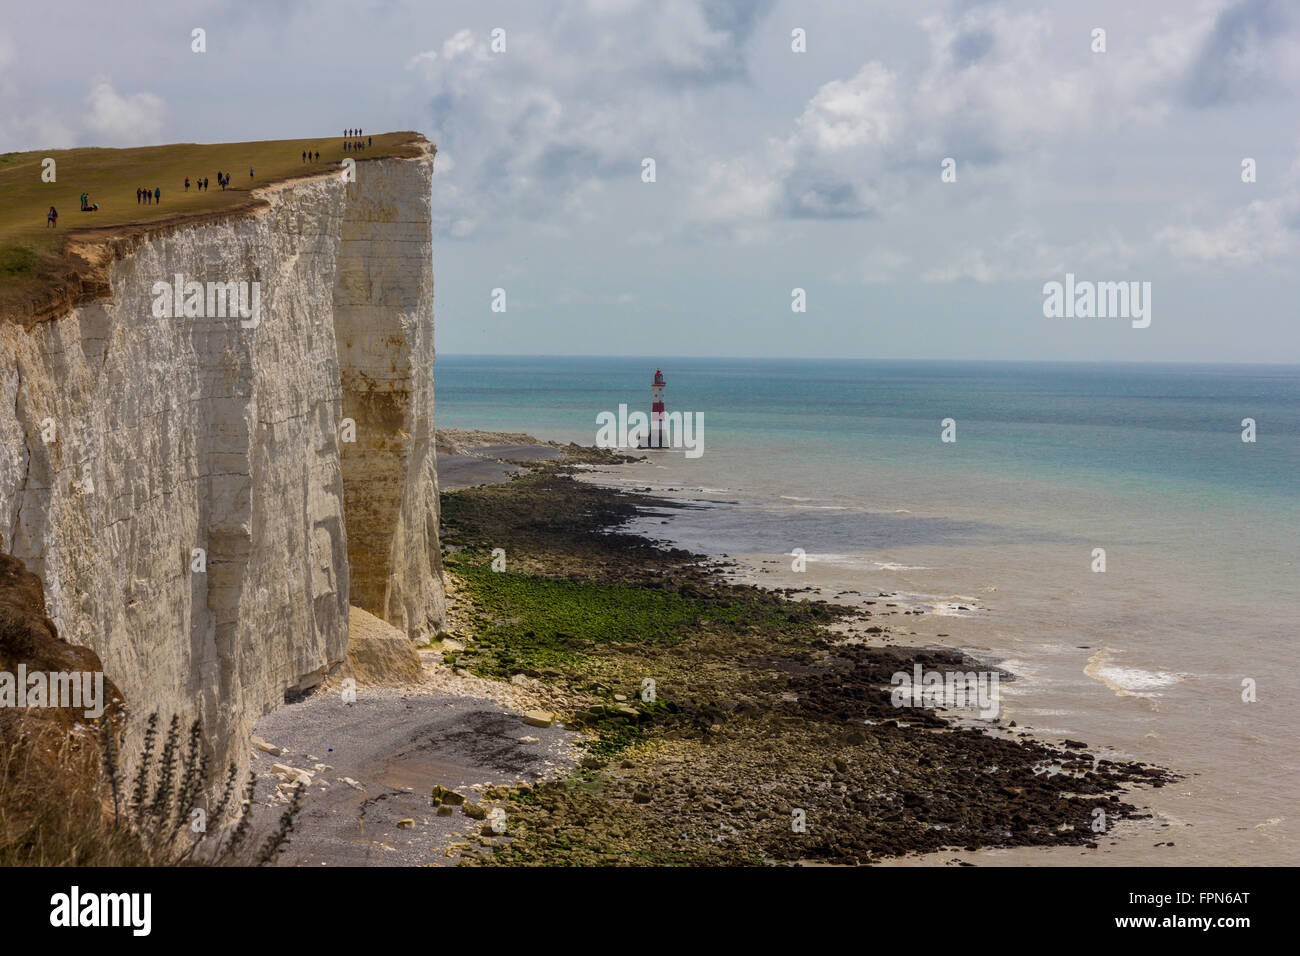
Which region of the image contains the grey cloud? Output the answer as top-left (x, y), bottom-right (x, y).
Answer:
top-left (1184, 0), bottom-right (1292, 107)
top-left (950, 29), bottom-right (995, 68)
top-left (780, 176), bottom-right (876, 220)
top-left (656, 0), bottom-right (775, 86)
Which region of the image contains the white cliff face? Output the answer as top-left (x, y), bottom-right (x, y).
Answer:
top-left (0, 145), bottom-right (442, 778)
top-left (334, 153), bottom-right (444, 638)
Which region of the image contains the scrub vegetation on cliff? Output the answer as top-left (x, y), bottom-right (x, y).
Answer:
top-left (0, 547), bottom-right (302, 865)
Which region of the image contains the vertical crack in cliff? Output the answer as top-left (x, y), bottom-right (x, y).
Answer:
top-left (11, 361), bottom-right (28, 547)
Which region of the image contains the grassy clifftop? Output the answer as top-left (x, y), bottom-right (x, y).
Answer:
top-left (0, 131), bottom-right (430, 325)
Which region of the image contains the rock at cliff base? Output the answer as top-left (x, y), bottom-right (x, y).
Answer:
top-left (343, 606), bottom-right (422, 685)
top-left (523, 710), bottom-right (555, 727)
top-left (432, 785), bottom-right (466, 806)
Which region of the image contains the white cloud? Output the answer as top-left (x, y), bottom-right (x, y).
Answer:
top-left (793, 63), bottom-right (899, 153)
top-left (404, 0), bottom-right (1298, 288)
top-left (406, 49), bottom-right (438, 71)
top-left (854, 249), bottom-right (909, 284)
top-left (920, 227), bottom-right (1138, 284)
top-left (1158, 197), bottom-right (1298, 265)
top-left (1156, 147), bottom-right (1300, 267)
top-left (25, 110), bottom-right (77, 149)
top-left (82, 80), bottom-right (164, 146)
top-left (688, 160), bottom-right (779, 224)
top-left (441, 28), bottom-right (488, 63)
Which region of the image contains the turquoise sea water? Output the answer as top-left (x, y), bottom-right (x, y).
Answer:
top-left (437, 357), bottom-right (1298, 586)
top-left (436, 355), bottom-right (1300, 864)
top-left (436, 356), bottom-right (1298, 499)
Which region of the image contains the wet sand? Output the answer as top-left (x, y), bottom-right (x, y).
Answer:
top-left (249, 687), bottom-right (578, 867)
top-left (436, 432), bottom-right (563, 491)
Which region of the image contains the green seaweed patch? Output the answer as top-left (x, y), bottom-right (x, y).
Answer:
top-left (580, 723), bottom-right (645, 762)
top-left (460, 786), bottom-right (763, 867)
top-left (446, 556), bottom-right (830, 681)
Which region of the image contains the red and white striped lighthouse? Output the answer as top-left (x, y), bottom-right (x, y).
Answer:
top-left (650, 369), bottom-right (666, 448)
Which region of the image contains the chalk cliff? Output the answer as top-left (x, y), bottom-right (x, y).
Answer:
top-left (0, 141), bottom-right (443, 779)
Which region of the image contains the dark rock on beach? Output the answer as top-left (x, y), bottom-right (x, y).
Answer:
top-left (435, 446), bottom-right (1176, 867)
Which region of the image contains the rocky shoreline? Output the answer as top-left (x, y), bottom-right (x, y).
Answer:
top-left (432, 434), bottom-right (1176, 866)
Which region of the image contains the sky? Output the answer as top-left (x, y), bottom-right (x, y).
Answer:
top-left (2, 0), bottom-right (1298, 362)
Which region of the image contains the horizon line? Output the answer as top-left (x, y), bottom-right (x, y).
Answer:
top-left (437, 353), bottom-right (1300, 368)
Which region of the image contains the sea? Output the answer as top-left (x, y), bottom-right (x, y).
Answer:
top-left (435, 355), bottom-right (1299, 866)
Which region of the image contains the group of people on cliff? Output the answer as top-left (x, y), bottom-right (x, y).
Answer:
top-left (177, 170), bottom-right (232, 194)
top-left (42, 136), bottom-right (382, 230)
top-left (46, 192), bottom-right (100, 224)
top-left (343, 128), bottom-right (371, 152)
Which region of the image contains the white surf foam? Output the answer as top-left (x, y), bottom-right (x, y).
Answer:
top-left (1085, 647), bottom-right (1187, 698)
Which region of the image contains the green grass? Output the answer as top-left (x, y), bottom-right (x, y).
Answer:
top-left (0, 132), bottom-right (428, 318)
top-left (0, 247), bottom-right (36, 276)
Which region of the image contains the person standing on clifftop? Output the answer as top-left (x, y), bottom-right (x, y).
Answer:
top-left (47, 205), bottom-right (57, 227)
top-left (155, 187), bottom-right (161, 204)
